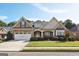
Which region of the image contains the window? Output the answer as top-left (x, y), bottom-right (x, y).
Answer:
top-left (21, 21), bottom-right (26, 28)
top-left (15, 32), bottom-right (18, 34)
top-left (22, 21), bottom-right (25, 25)
top-left (20, 32), bottom-right (22, 34)
top-left (44, 32), bottom-right (50, 36)
top-left (23, 31), bottom-right (26, 34)
top-left (24, 32), bottom-right (26, 34)
top-left (56, 30), bottom-right (65, 36)
top-left (16, 32), bottom-right (18, 34)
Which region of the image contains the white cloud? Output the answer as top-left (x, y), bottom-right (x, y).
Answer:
top-left (32, 4), bottom-right (67, 13)
top-left (28, 17), bottom-right (43, 21)
top-left (28, 18), bottom-right (39, 21)
top-left (0, 16), bottom-right (8, 20)
top-left (27, 17), bottom-right (49, 21)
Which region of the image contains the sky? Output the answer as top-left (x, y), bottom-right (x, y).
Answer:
top-left (0, 3), bottom-right (79, 24)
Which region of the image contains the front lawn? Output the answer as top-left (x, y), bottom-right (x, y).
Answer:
top-left (26, 41), bottom-right (79, 47)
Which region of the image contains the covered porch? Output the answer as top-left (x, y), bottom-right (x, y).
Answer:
top-left (33, 30), bottom-right (55, 38)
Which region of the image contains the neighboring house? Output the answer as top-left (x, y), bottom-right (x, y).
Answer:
top-left (12, 16), bottom-right (68, 41)
top-left (0, 27), bottom-right (7, 39)
top-left (0, 27), bottom-right (12, 39)
top-left (69, 24), bottom-right (79, 38)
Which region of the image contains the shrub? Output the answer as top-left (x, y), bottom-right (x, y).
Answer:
top-left (43, 36), bottom-right (57, 41)
top-left (30, 37), bottom-right (44, 41)
top-left (68, 36), bottom-right (75, 41)
top-left (37, 37), bottom-right (44, 41)
top-left (57, 35), bottom-right (76, 42)
top-left (43, 36), bottom-right (50, 40)
top-left (50, 37), bottom-right (58, 41)
top-left (6, 31), bottom-right (14, 41)
top-left (57, 36), bottom-right (66, 42)
top-left (30, 37), bottom-right (35, 41)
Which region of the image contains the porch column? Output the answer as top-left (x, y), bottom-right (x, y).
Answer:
top-left (53, 30), bottom-right (56, 37)
top-left (41, 31), bottom-right (43, 38)
top-left (31, 31), bottom-right (34, 37)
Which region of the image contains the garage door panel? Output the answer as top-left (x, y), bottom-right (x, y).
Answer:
top-left (14, 34), bottom-right (31, 41)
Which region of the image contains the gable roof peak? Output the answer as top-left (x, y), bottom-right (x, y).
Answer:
top-left (50, 17), bottom-right (57, 22)
top-left (20, 16), bottom-right (27, 21)
top-left (52, 17), bottom-right (57, 19)
top-left (13, 16), bottom-right (32, 28)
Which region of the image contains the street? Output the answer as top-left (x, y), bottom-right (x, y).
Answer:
top-left (0, 52), bottom-right (79, 56)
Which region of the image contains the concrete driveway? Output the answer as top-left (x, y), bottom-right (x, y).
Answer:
top-left (0, 40), bottom-right (29, 51)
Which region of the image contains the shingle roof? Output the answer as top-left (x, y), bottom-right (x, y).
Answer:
top-left (43, 17), bottom-right (57, 29)
top-left (0, 27), bottom-right (12, 31)
top-left (12, 16), bottom-right (68, 31)
top-left (43, 17), bottom-right (66, 30)
top-left (0, 27), bottom-right (13, 34)
top-left (3, 27), bottom-right (12, 31)
top-left (33, 20), bottom-right (47, 29)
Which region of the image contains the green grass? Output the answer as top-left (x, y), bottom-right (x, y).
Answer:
top-left (26, 41), bottom-right (79, 47)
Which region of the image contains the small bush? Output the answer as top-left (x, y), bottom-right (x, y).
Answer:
top-left (37, 37), bottom-right (44, 41)
top-left (57, 36), bottom-right (66, 42)
top-left (44, 36), bottom-right (57, 41)
top-left (50, 37), bottom-right (58, 41)
top-left (30, 37), bottom-right (44, 41)
top-left (30, 37), bottom-right (36, 41)
top-left (68, 36), bottom-right (75, 41)
top-left (30, 36), bottom-right (76, 41)
top-left (43, 37), bottom-right (50, 40)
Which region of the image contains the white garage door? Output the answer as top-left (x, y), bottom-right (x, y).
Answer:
top-left (14, 34), bottom-right (31, 41)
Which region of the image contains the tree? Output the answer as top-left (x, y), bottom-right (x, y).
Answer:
top-left (0, 20), bottom-right (7, 27)
top-left (64, 19), bottom-right (73, 29)
top-left (6, 31), bottom-right (14, 41)
top-left (72, 23), bottom-right (76, 27)
top-left (59, 21), bottom-right (64, 24)
top-left (7, 21), bottom-right (16, 26)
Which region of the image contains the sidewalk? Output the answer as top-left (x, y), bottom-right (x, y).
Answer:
top-left (24, 47), bottom-right (79, 49)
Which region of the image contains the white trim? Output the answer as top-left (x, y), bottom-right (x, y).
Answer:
top-left (53, 30), bottom-right (55, 36)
